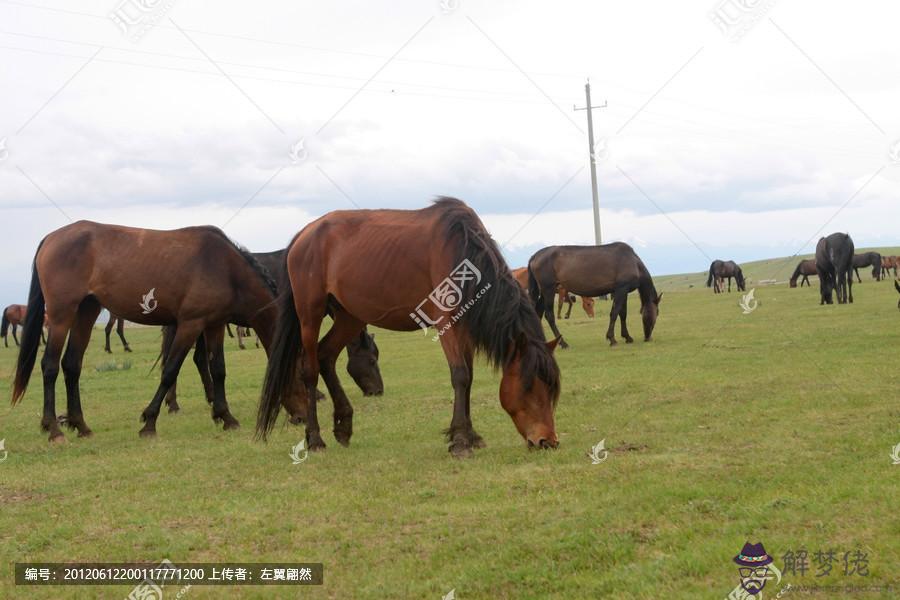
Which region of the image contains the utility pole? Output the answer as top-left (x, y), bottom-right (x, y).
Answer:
top-left (574, 80), bottom-right (606, 245)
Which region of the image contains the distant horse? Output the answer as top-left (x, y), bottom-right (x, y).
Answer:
top-left (2, 304), bottom-right (46, 347)
top-left (815, 233), bottom-right (854, 304)
top-left (706, 260), bottom-right (746, 293)
top-left (104, 312), bottom-right (131, 353)
top-left (12, 222), bottom-right (306, 442)
top-left (789, 259), bottom-right (817, 288)
top-left (881, 256), bottom-right (898, 279)
top-left (528, 243), bottom-right (661, 348)
top-left (256, 198), bottom-right (560, 457)
top-left (895, 280), bottom-right (900, 310)
top-left (851, 252), bottom-right (882, 283)
top-left (2, 304), bottom-right (26, 347)
top-left (228, 325), bottom-right (257, 349)
top-left (511, 266), bottom-right (530, 290)
top-left (556, 288), bottom-right (596, 320)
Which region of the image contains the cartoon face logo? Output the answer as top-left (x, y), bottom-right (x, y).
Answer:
top-left (733, 542), bottom-right (778, 595)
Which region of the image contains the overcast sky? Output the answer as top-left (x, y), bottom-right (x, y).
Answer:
top-left (1, 0), bottom-right (899, 305)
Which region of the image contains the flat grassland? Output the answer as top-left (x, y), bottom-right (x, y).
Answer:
top-left (1, 251), bottom-right (898, 599)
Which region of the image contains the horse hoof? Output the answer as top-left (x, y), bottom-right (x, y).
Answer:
top-left (167, 406), bottom-right (180, 414)
top-left (334, 433), bottom-right (351, 447)
top-left (124, 347), bottom-right (132, 353)
top-left (625, 337), bottom-right (634, 344)
top-left (77, 429), bottom-right (93, 438)
top-left (48, 433), bottom-right (66, 444)
top-left (223, 420), bottom-right (241, 431)
top-left (608, 339), bottom-right (618, 346)
top-left (139, 429), bottom-right (157, 438)
top-left (559, 341), bottom-right (570, 350)
top-left (104, 349), bottom-right (111, 354)
top-left (472, 435), bottom-right (487, 449)
top-left (449, 444), bottom-right (474, 459)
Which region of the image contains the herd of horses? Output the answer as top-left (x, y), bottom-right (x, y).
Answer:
top-left (4, 198), bottom-right (665, 457)
top-left (4, 207), bottom-right (895, 457)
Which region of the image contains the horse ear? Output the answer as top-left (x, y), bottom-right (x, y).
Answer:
top-left (546, 336), bottom-right (561, 353)
top-left (656, 292), bottom-right (664, 304)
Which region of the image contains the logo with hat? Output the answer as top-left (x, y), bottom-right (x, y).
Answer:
top-left (732, 541), bottom-right (781, 596)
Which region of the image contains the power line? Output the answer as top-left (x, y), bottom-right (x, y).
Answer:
top-left (0, 0), bottom-right (583, 79)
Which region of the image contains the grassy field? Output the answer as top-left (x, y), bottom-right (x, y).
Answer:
top-left (1, 255), bottom-right (899, 599)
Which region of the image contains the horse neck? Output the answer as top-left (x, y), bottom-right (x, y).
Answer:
top-left (638, 277), bottom-right (656, 305)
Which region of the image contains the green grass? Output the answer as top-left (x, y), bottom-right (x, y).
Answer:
top-left (1, 267), bottom-right (898, 599)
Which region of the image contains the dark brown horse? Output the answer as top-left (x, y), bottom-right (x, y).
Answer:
top-left (12, 221), bottom-right (305, 442)
top-left (789, 259), bottom-right (817, 288)
top-left (104, 312), bottom-right (131, 353)
top-left (895, 280), bottom-right (900, 310)
top-left (257, 198), bottom-right (561, 457)
top-left (706, 260), bottom-right (746, 293)
top-left (527, 243), bottom-right (661, 348)
top-left (815, 233), bottom-right (854, 305)
top-left (852, 252), bottom-right (882, 283)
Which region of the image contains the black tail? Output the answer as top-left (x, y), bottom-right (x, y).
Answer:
top-left (527, 262), bottom-right (545, 319)
top-left (12, 247), bottom-right (46, 404)
top-left (0, 311), bottom-right (8, 339)
top-left (706, 264), bottom-right (715, 287)
top-left (256, 284), bottom-right (301, 440)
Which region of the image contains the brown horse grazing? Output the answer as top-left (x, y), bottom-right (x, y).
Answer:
top-left (104, 312), bottom-right (131, 353)
top-left (881, 256), bottom-right (898, 279)
top-left (815, 233), bottom-right (854, 305)
top-left (11, 221), bottom-right (305, 442)
top-left (706, 260), bottom-right (746, 293)
top-left (851, 251), bottom-right (882, 283)
top-left (789, 259), bottom-right (817, 288)
top-left (257, 198), bottom-right (561, 457)
top-left (528, 243), bottom-right (661, 348)
top-left (556, 288), bottom-right (596, 320)
top-left (2, 304), bottom-right (26, 347)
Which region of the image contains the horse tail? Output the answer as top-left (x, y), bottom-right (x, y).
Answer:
top-left (0, 310), bottom-right (8, 339)
top-left (706, 263), bottom-right (715, 287)
top-left (256, 284), bottom-right (301, 440)
top-left (12, 247), bottom-right (46, 404)
top-left (527, 262), bottom-right (545, 317)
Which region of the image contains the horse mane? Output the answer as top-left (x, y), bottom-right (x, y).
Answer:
top-left (637, 264), bottom-right (658, 307)
top-left (790, 261), bottom-right (802, 282)
top-left (430, 197), bottom-right (560, 403)
top-left (197, 226), bottom-right (278, 296)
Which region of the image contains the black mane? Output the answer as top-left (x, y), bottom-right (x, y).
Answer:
top-left (431, 197), bottom-right (560, 403)
top-left (200, 226), bottom-right (278, 296)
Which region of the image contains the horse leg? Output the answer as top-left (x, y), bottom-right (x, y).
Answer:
top-left (12, 323), bottom-right (19, 347)
top-left (160, 326), bottom-right (181, 413)
top-left (846, 269), bottom-right (853, 303)
top-left (139, 322), bottom-right (203, 437)
top-left (438, 327), bottom-right (477, 458)
top-left (116, 318), bottom-right (131, 352)
top-left (317, 310), bottom-right (365, 447)
top-left (619, 293), bottom-right (634, 343)
top-left (104, 318), bottom-right (113, 353)
top-left (606, 288), bottom-right (626, 345)
top-left (565, 297), bottom-right (574, 319)
top-left (205, 326), bottom-right (240, 430)
top-left (237, 327), bottom-right (246, 350)
top-left (61, 298), bottom-right (102, 438)
top-left (299, 310), bottom-right (328, 451)
top-left (41, 312), bottom-right (75, 442)
top-left (542, 288), bottom-right (568, 349)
